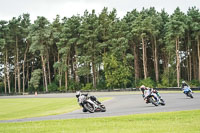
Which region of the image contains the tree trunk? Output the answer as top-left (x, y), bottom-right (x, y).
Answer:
top-left (187, 45), bottom-right (192, 81)
top-left (47, 59), bottom-right (51, 84)
top-left (6, 49), bottom-right (11, 93)
top-left (192, 44), bottom-right (197, 80)
top-left (47, 52), bottom-right (51, 84)
top-left (65, 56), bottom-right (69, 90)
top-left (92, 60), bottom-right (96, 88)
top-left (176, 37), bottom-right (180, 87)
top-left (58, 53), bottom-right (62, 88)
top-left (197, 39), bottom-right (200, 82)
top-left (141, 36), bottom-right (148, 79)
top-left (23, 42), bottom-right (29, 93)
top-left (187, 34), bottom-right (192, 81)
top-left (41, 55), bottom-right (48, 92)
top-left (133, 42), bottom-right (140, 80)
top-left (3, 55), bottom-right (7, 94)
top-left (87, 63), bottom-right (90, 83)
top-left (16, 36), bottom-right (21, 93)
top-left (14, 60), bottom-right (17, 93)
top-left (26, 61), bottom-right (29, 89)
top-left (53, 55), bottom-right (56, 80)
top-left (187, 46), bottom-right (189, 81)
top-left (189, 51), bottom-right (192, 81)
top-left (154, 36), bottom-right (159, 82)
top-left (74, 45), bottom-right (79, 83)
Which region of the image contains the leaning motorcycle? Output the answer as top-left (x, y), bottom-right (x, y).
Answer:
top-left (145, 92), bottom-right (159, 106)
top-left (78, 94), bottom-right (106, 113)
top-left (183, 87), bottom-right (193, 98)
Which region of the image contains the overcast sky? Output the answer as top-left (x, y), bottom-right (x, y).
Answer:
top-left (0, 0), bottom-right (200, 22)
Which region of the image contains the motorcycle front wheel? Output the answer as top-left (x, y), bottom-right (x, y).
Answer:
top-left (149, 97), bottom-right (158, 106)
top-left (159, 99), bottom-right (165, 106)
top-left (187, 92), bottom-right (193, 98)
top-left (83, 102), bottom-right (95, 113)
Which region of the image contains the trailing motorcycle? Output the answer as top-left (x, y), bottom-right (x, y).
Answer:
top-left (183, 87), bottom-right (193, 98)
top-left (77, 93), bottom-right (106, 113)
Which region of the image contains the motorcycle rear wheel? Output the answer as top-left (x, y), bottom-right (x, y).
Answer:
top-left (100, 105), bottom-right (106, 112)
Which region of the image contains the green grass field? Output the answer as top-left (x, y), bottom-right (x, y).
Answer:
top-left (0, 110), bottom-right (199, 133)
top-left (0, 97), bottom-right (111, 120)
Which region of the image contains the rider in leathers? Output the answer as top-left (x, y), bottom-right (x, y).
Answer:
top-left (76, 91), bottom-right (101, 112)
top-left (140, 85), bottom-right (160, 103)
top-left (181, 81), bottom-right (192, 93)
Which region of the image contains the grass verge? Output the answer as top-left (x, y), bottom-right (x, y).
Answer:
top-left (0, 110), bottom-right (199, 133)
top-left (0, 97), bottom-right (111, 120)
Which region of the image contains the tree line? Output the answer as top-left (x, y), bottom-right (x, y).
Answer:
top-left (0, 7), bottom-right (200, 94)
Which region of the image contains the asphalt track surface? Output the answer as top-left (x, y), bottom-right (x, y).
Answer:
top-left (0, 92), bottom-right (200, 123)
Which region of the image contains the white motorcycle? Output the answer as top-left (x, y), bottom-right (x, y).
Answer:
top-left (77, 93), bottom-right (106, 113)
top-left (144, 89), bottom-right (165, 106)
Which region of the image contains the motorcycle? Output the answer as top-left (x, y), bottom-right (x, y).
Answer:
top-left (144, 90), bottom-right (159, 106)
top-left (144, 89), bottom-right (165, 106)
top-left (183, 87), bottom-right (193, 98)
top-left (78, 94), bottom-right (106, 113)
top-left (145, 93), bottom-right (159, 106)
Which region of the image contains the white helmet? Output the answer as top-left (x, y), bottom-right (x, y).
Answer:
top-left (182, 81), bottom-right (185, 84)
top-left (140, 85), bottom-right (145, 88)
top-left (76, 91), bottom-right (81, 98)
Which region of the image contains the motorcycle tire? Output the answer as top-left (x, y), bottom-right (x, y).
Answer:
top-left (159, 99), bottom-right (165, 106)
top-left (149, 97), bottom-right (158, 106)
top-left (100, 105), bottom-right (106, 112)
top-left (187, 92), bottom-right (193, 98)
top-left (82, 108), bottom-right (87, 112)
top-left (83, 102), bottom-right (95, 113)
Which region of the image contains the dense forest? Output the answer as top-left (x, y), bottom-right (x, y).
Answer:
top-left (0, 7), bottom-right (200, 94)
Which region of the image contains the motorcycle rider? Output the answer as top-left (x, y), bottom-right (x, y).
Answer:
top-left (76, 91), bottom-right (101, 104)
top-left (139, 85), bottom-right (146, 98)
top-left (181, 81), bottom-right (192, 93)
top-left (140, 85), bottom-right (160, 103)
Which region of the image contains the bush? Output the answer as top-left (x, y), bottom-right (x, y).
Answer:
top-left (188, 80), bottom-right (200, 87)
top-left (81, 83), bottom-right (94, 91)
top-left (58, 86), bottom-right (66, 92)
top-left (48, 82), bottom-right (58, 92)
top-left (138, 77), bottom-right (155, 88)
top-left (29, 69), bottom-right (42, 91)
top-left (68, 80), bottom-right (83, 91)
top-left (0, 82), bottom-right (4, 93)
top-left (97, 79), bottom-right (107, 90)
top-left (28, 84), bottom-right (35, 93)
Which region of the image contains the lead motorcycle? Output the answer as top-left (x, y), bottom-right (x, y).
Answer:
top-left (183, 86), bottom-right (193, 98)
top-left (77, 93), bottom-right (106, 113)
top-left (144, 89), bottom-right (165, 106)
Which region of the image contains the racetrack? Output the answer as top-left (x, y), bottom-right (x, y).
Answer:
top-left (0, 92), bottom-right (200, 123)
